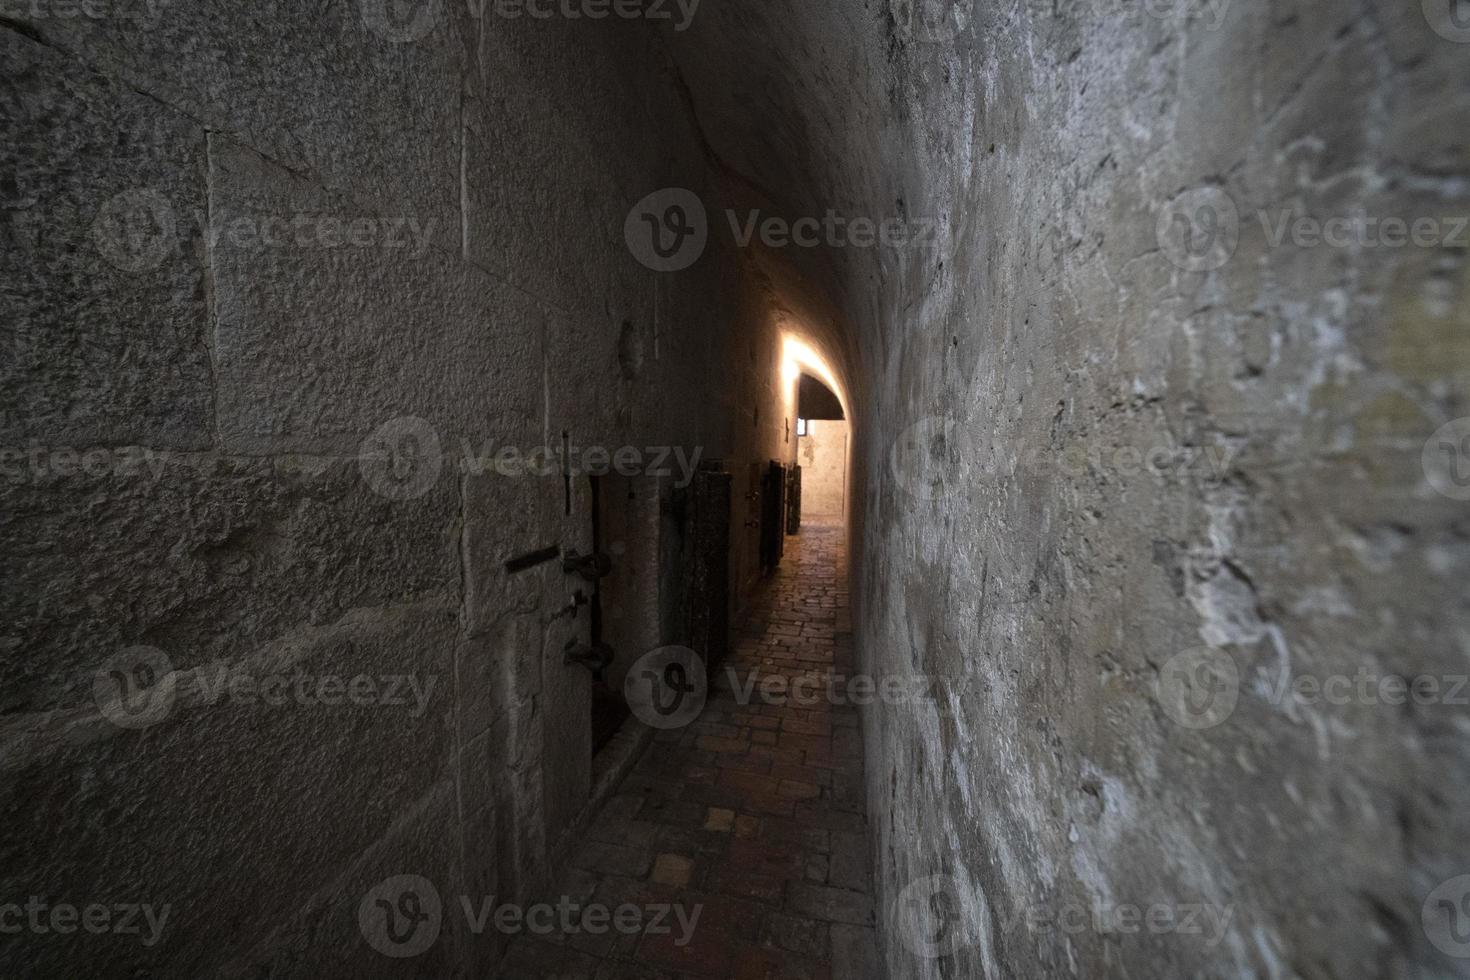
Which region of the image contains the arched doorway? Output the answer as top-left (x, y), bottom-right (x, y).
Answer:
top-left (796, 373), bottom-right (848, 526)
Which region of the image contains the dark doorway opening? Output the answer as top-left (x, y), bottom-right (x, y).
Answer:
top-left (587, 474), bottom-right (626, 755)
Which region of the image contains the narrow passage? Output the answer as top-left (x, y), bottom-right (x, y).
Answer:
top-left (500, 520), bottom-right (880, 978)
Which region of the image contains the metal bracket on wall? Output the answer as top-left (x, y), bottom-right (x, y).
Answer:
top-left (562, 548), bottom-right (613, 581)
top-left (563, 639), bottom-right (614, 675)
top-left (504, 545), bottom-right (561, 574)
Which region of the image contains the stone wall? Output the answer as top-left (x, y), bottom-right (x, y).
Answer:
top-left (862, 0), bottom-right (1470, 976)
top-left (0, 6), bottom-right (792, 975)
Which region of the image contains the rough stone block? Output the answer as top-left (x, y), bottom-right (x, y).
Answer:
top-left (786, 882), bottom-right (873, 926)
top-left (6, 0), bottom-right (466, 254)
top-left (207, 134), bottom-right (543, 454)
top-left (0, 452), bottom-right (457, 715)
top-left (0, 29), bottom-right (212, 447)
top-left (0, 601), bottom-right (458, 977)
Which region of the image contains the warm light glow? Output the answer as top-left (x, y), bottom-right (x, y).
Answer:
top-left (781, 334), bottom-right (848, 418)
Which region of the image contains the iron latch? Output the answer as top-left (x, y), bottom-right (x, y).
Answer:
top-left (563, 640), bottom-right (614, 675)
top-left (562, 549), bottom-right (613, 581)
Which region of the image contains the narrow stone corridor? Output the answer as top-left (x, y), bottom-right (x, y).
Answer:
top-left (499, 521), bottom-right (879, 979)
top-left (6, 1), bottom-right (1468, 975)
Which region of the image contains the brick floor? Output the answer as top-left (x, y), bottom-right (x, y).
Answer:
top-left (498, 520), bottom-right (880, 978)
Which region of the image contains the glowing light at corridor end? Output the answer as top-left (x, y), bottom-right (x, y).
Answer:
top-left (782, 335), bottom-right (848, 419)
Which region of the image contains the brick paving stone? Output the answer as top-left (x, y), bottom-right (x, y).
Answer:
top-left (575, 841), bottom-right (653, 879)
top-left (651, 853), bottom-right (695, 887)
top-left (655, 824), bottom-right (727, 859)
top-left (804, 852), bottom-right (830, 883)
top-left (830, 923), bottom-right (883, 979)
top-left (763, 912), bottom-right (830, 954)
top-left (589, 817), bottom-right (661, 850)
top-left (697, 734), bottom-right (750, 754)
top-left (719, 770), bottom-right (781, 796)
top-left (704, 868), bottom-right (785, 905)
top-left (638, 797), bottom-right (709, 828)
top-left (787, 882), bottom-right (875, 926)
top-left (636, 893), bottom-right (760, 976)
top-left (777, 779), bottom-right (822, 800)
top-left (730, 946), bottom-right (831, 980)
top-left (498, 938), bottom-right (601, 978)
top-left (828, 831), bottom-right (871, 893)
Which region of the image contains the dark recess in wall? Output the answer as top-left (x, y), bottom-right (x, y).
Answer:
top-left (798, 373), bottom-right (844, 420)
